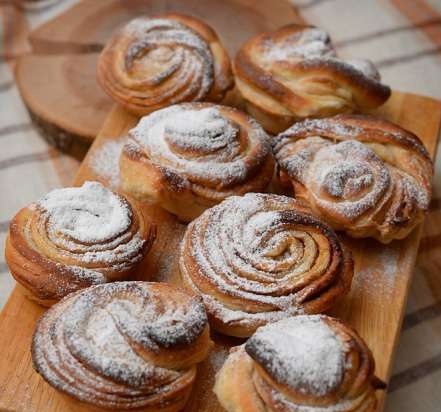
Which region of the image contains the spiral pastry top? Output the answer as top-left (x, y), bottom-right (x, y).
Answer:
top-left (32, 282), bottom-right (212, 410)
top-left (120, 103), bottom-right (275, 221)
top-left (214, 315), bottom-right (384, 412)
top-left (234, 25), bottom-right (391, 133)
top-left (273, 115), bottom-right (433, 243)
top-left (97, 14), bottom-right (234, 115)
top-left (179, 193), bottom-right (353, 337)
top-left (5, 181), bottom-right (156, 306)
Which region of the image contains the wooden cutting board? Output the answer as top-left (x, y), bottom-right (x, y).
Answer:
top-left (0, 91), bottom-right (439, 412)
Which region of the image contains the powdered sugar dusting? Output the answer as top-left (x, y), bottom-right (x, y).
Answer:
top-left (262, 27), bottom-right (382, 82)
top-left (274, 117), bottom-right (432, 240)
top-left (166, 107), bottom-right (231, 136)
top-left (180, 193), bottom-right (348, 332)
top-left (245, 316), bottom-right (348, 396)
top-left (401, 171), bottom-right (431, 210)
top-left (120, 17), bottom-right (214, 101)
top-left (264, 28), bottom-right (335, 61)
top-left (62, 264), bottom-right (106, 284)
top-left (345, 58), bottom-right (380, 81)
top-left (309, 140), bottom-right (390, 219)
top-left (209, 347), bottom-right (228, 372)
top-left (357, 246), bottom-right (399, 297)
top-left (278, 118), bottom-right (363, 140)
top-left (89, 137), bottom-right (127, 188)
top-left (32, 282), bottom-right (208, 408)
top-left (28, 181), bottom-right (150, 292)
top-left (39, 181), bottom-right (131, 244)
top-left (129, 103), bottom-right (270, 187)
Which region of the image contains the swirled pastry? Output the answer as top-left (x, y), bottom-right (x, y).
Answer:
top-left (179, 193), bottom-right (353, 337)
top-left (5, 181), bottom-right (156, 306)
top-left (97, 14), bottom-right (233, 115)
top-left (32, 281), bottom-right (212, 410)
top-left (273, 115), bottom-right (433, 243)
top-left (214, 315), bottom-right (385, 412)
top-left (234, 25), bottom-right (391, 133)
top-left (120, 103), bottom-right (275, 221)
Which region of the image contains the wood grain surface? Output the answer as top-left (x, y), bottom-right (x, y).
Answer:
top-left (15, 53), bottom-right (112, 158)
top-left (14, 0), bottom-right (304, 153)
top-left (28, 0), bottom-right (304, 55)
top-left (0, 91), bottom-right (439, 412)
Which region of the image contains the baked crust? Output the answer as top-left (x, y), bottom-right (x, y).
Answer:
top-left (120, 103), bottom-right (275, 222)
top-left (234, 25), bottom-right (391, 133)
top-left (273, 114), bottom-right (433, 243)
top-left (179, 193), bottom-right (353, 337)
top-left (214, 315), bottom-right (383, 412)
top-left (5, 181), bottom-right (156, 306)
top-left (97, 13), bottom-right (233, 115)
top-left (32, 282), bottom-right (213, 410)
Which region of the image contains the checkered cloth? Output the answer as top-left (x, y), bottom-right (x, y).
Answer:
top-left (1, 1), bottom-right (440, 411)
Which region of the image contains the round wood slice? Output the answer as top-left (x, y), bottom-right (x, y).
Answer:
top-left (29, 0), bottom-right (304, 55)
top-left (16, 0), bottom-right (304, 157)
top-left (15, 53), bottom-right (113, 159)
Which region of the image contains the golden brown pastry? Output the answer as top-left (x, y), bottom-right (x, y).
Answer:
top-left (5, 181), bottom-right (156, 306)
top-left (234, 25), bottom-right (391, 133)
top-left (273, 115), bottom-right (433, 243)
top-left (179, 193), bottom-right (353, 337)
top-left (97, 13), bottom-right (233, 115)
top-left (214, 315), bottom-right (385, 412)
top-left (32, 281), bottom-right (213, 411)
top-left (120, 103), bottom-right (275, 222)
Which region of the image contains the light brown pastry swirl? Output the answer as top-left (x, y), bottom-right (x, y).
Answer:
top-left (234, 25), bottom-right (390, 133)
top-left (214, 315), bottom-right (385, 412)
top-left (32, 282), bottom-right (212, 411)
top-left (179, 193), bottom-right (353, 337)
top-left (97, 13), bottom-right (233, 115)
top-left (120, 103), bottom-right (275, 222)
top-left (5, 181), bottom-right (156, 306)
top-left (273, 115), bottom-right (433, 243)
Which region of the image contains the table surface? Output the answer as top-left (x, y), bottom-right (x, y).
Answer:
top-left (1, 1), bottom-right (441, 411)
